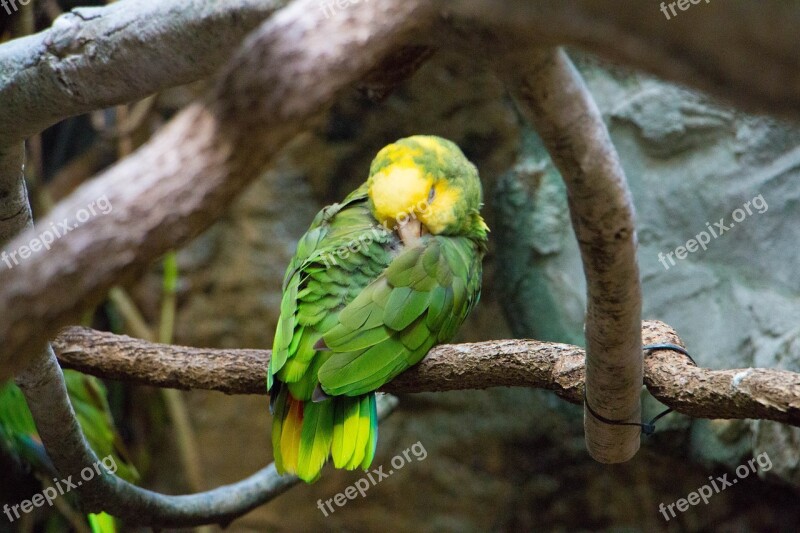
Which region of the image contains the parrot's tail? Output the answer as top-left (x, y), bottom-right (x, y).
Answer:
top-left (271, 385), bottom-right (378, 483)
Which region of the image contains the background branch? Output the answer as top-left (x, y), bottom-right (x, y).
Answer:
top-left (0, 143), bottom-right (29, 245)
top-left (0, 0), bottom-right (287, 320)
top-left (53, 321), bottom-right (800, 428)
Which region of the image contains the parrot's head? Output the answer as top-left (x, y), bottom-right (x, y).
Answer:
top-left (366, 135), bottom-right (489, 243)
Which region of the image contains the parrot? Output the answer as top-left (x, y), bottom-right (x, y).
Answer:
top-left (0, 370), bottom-right (138, 532)
top-left (267, 135), bottom-right (488, 482)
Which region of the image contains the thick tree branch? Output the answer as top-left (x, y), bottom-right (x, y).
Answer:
top-left (500, 48), bottom-right (642, 463)
top-left (0, 0), bottom-right (435, 379)
top-left (15, 346), bottom-right (398, 528)
top-left (6, 0), bottom-right (800, 131)
top-left (53, 321), bottom-right (800, 428)
top-left (0, 0), bottom-right (287, 144)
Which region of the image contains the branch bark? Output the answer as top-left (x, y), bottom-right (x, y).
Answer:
top-left (501, 48), bottom-right (642, 463)
top-left (7, 0), bottom-right (800, 130)
top-left (53, 321), bottom-right (800, 428)
top-left (0, 0), bottom-right (287, 144)
top-left (0, 143), bottom-right (30, 245)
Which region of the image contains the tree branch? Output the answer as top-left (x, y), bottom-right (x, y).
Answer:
top-left (0, 0), bottom-right (288, 144)
top-left (15, 345), bottom-right (398, 528)
top-left (500, 48), bottom-right (642, 463)
top-left (52, 321), bottom-right (800, 428)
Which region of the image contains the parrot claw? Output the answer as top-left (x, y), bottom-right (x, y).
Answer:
top-left (312, 384), bottom-right (331, 403)
top-left (397, 219), bottom-right (423, 248)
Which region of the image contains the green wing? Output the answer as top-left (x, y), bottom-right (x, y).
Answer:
top-left (318, 234), bottom-right (483, 396)
top-left (268, 184), bottom-right (396, 399)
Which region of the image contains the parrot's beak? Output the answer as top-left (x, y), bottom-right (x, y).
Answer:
top-left (398, 218), bottom-right (425, 248)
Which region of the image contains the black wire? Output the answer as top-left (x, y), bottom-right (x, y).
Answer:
top-left (583, 343), bottom-right (697, 436)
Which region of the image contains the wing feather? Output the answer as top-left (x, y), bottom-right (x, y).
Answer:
top-left (319, 235), bottom-right (482, 396)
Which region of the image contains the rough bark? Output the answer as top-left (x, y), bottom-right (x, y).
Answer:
top-left (52, 321), bottom-right (800, 428)
top-left (502, 48), bottom-right (642, 463)
top-left (0, 0), bottom-right (287, 144)
top-left (6, 0), bottom-right (800, 133)
top-left (0, 0), bottom-right (287, 250)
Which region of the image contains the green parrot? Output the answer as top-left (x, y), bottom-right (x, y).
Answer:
top-left (0, 370), bottom-right (138, 532)
top-left (268, 135), bottom-right (488, 482)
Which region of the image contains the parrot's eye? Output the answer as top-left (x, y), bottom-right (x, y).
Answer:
top-left (427, 185), bottom-right (436, 203)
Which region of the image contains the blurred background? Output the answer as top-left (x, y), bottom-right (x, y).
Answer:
top-left (2, 2), bottom-right (800, 532)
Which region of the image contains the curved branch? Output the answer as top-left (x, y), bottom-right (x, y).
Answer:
top-left (15, 346), bottom-right (398, 528)
top-left (53, 321), bottom-right (800, 428)
top-left (500, 48), bottom-right (642, 463)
